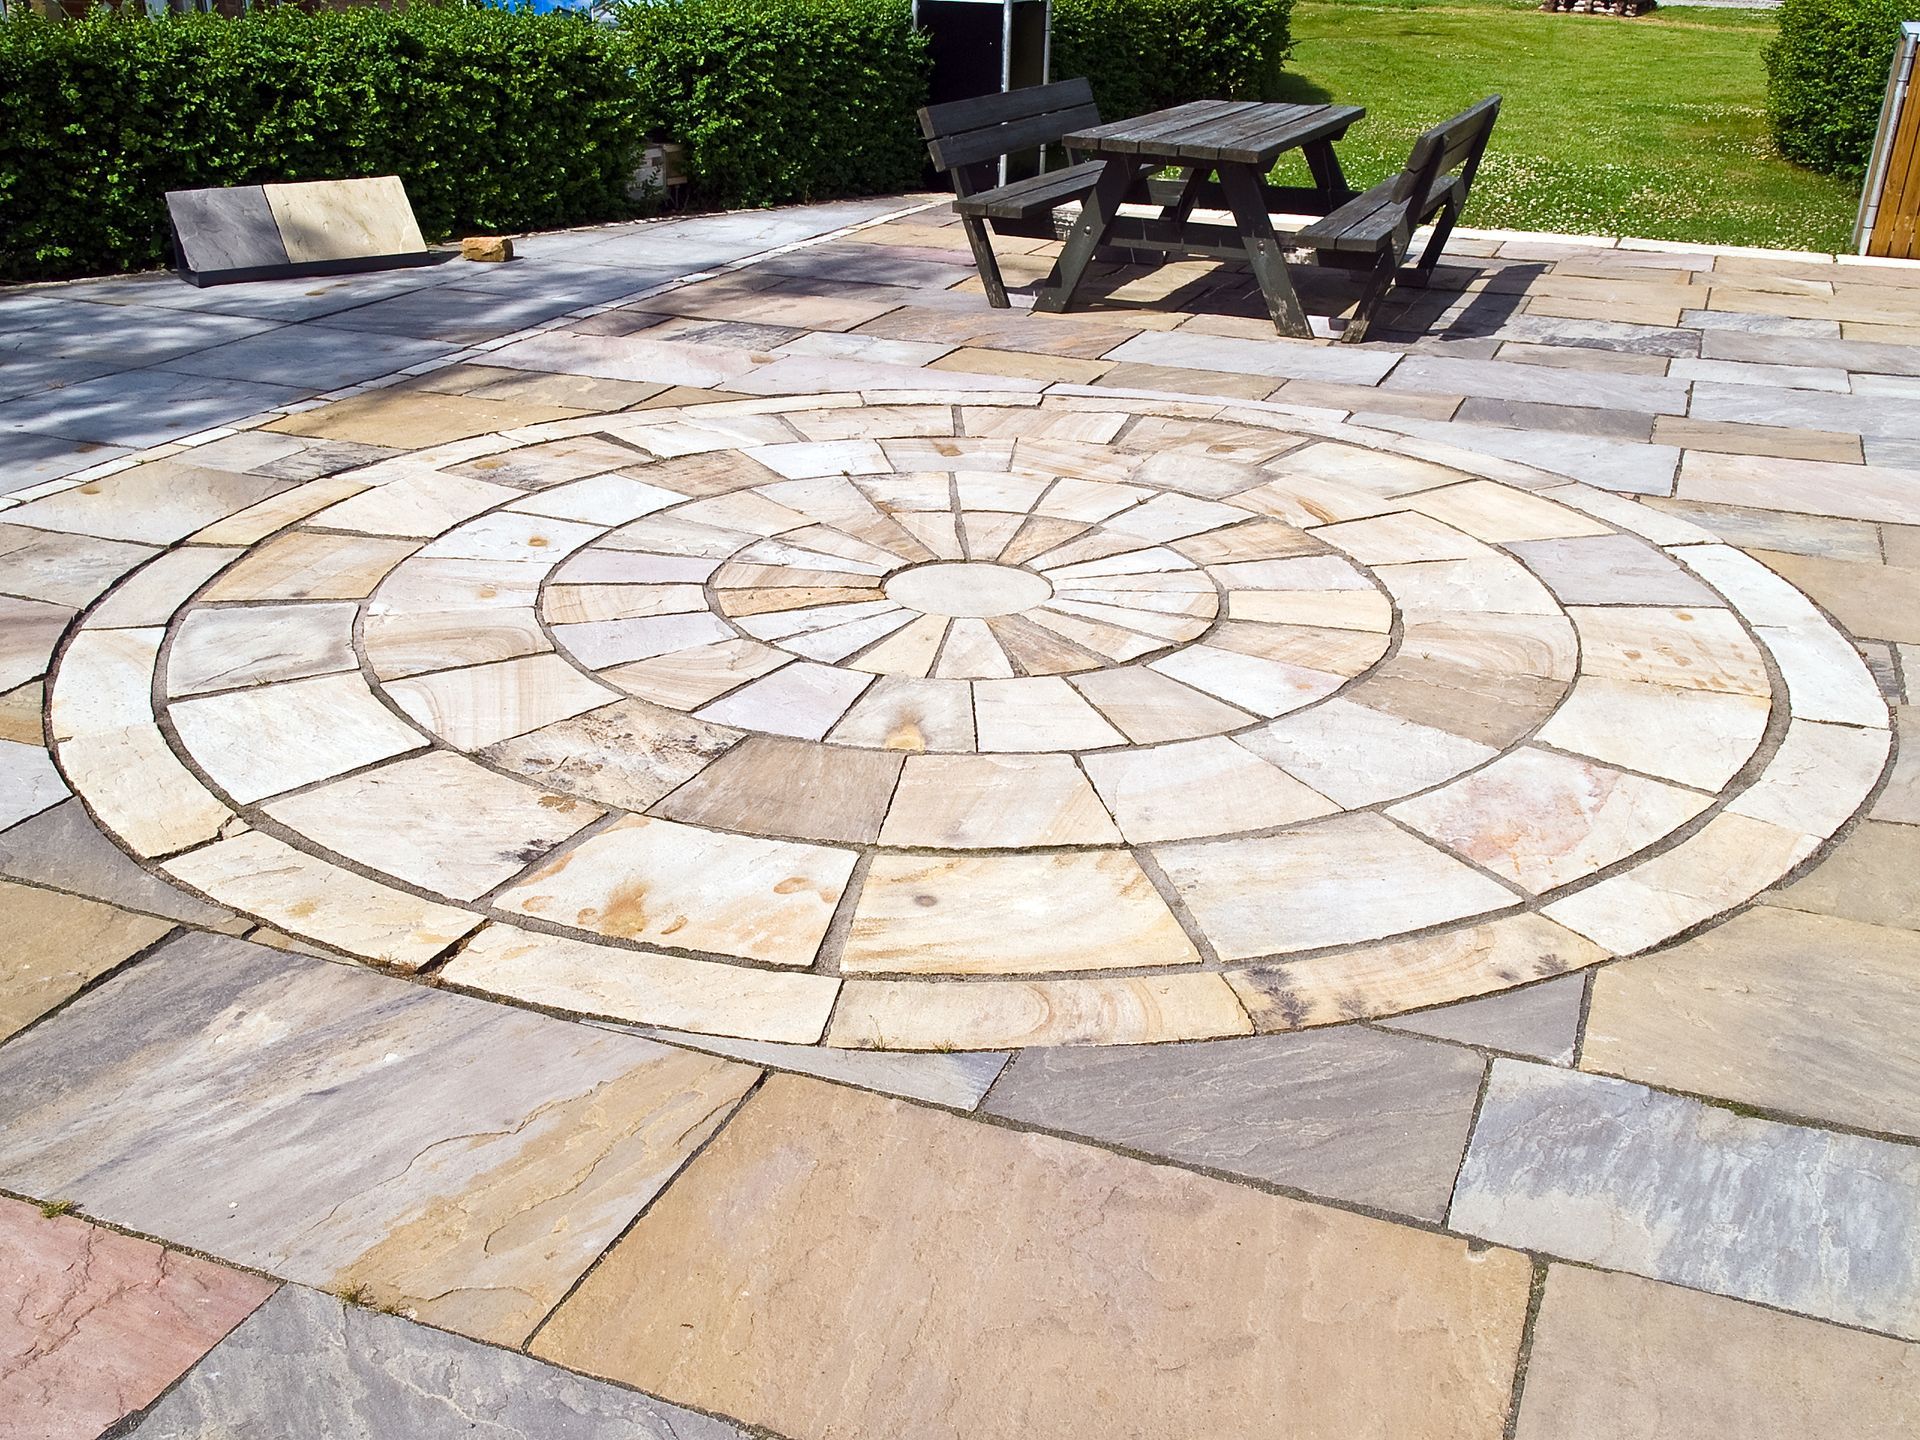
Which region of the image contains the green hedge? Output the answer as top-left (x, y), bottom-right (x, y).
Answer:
top-left (1053, 0), bottom-right (1294, 121)
top-left (1764, 0), bottom-right (1909, 178)
top-left (618, 0), bottom-right (930, 210)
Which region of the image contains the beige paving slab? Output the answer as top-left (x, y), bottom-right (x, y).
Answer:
top-left (198, 531), bottom-right (418, 602)
top-left (1766, 817), bottom-right (1920, 930)
top-left (1679, 452), bottom-right (1920, 526)
top-left (842, 850), bottom-right (1199, 974)
top-left (164, 830), bottom-right (482, 970)
top-left (825, 674), bottom-right (976, 750)
top-left (442, 923), bottom-right (841, 1044)
top-left (307, 469), bottom-right (523, 538)
top-left (478, 698), bottom-right (741, 812)
top-left (1535, 675), bottom-right (1770, 789)
top-left (0, 595), bottom-right (73, 692)
top-left (1238, 697), bottom-right (1497, 808)
top-left (53, 721), bottom-right (231, 859)
top-left (1389, 746), bottom-right (1713, 893)
top-left (602, 637), bottom-right (792, 709)
top-left (168, 670), bottom-right (427, 804)
top-left (693, 659), bottom-right (872, 739)
top-left (1569, 605), bottom-right (1770, 696)
top-left (84, 546), bottom-right (241, 627)
top-left (264, 751), bottom-right (601, 901)
top-left (0, 880), bottom-right (172, 1041)
top-left (0, 524), bottom-right (157, 609)
top-left (1160, 814), bottom-right (1519, 962)
top-left (530, 1076), bottom-right (1532, 1440)
top-left (973, 674), bottom-right (1126, 750)
top-left (1514, 1265), bottom-right (1920, 1440)
top-left (4, 462), bottom-right (285, 545)
top-left (495, 814), bottom-right (854, 966)
top-left (1082, 735), bottom-right (1335, 842)
top-left (267, 390), bottom-right (582, 447)
top-left (385, 653), bottom-right (620, 749)
top-left (165, 601), bottom-right (358, 696)
top-left (878, 752), bottom-right (1120, 847)
top-left (1750, 549), bottom-right (1920, 644)
top-left (362, 606), bottom-right (552, 679)
top-left (652, 734), bottom-right (904, 844)
top-left (1582, 905), bottom-right (1920, 1137)
top-left (265, 175), bottom-right (425, 259)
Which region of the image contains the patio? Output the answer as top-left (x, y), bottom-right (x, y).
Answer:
top-left (3, 195), bottom-right (1920, 1438)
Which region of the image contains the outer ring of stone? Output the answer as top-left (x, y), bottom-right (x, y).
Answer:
top-left (48, 391), bottom-right (1892, 1052)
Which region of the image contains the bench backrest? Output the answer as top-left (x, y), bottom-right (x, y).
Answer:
top-left (1391, 95), bottom-right (1502, 215)
top-left (918, 78), bottom-right (1100, 197)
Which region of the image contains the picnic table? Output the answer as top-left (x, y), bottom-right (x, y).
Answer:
top-left (1031, 99), bottom-right (1367, 338)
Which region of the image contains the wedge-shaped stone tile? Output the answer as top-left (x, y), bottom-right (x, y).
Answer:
top-left (307, 470), bottom-right (522, 537)
top-left (189, 473), bottom-right (368, 545)
top-left (84, 545), bottom-right (240, 627)
top-left (653, 734), bottom-right (903, 843)
top-left (1161, 814), bottom-right (1517, 962)
top-left (1506, 533), bottom-right (1718, 605)
top-left (385, 653), bottom-right (620, 749)
top-left (199, 531), bottom-right (418, 602)
top-left (1568, 605), bottom-right (1769, 696)
top-left (0, 737), bottom-right (67, 832)
top-left (47, 624), bottom-right (161, 740)
top-left (629, 1026), bottom-right (1009, 1109)
top-left (1757, 620), bottom-right (1888, 726)
top-left (1583, 906), bottom-right (1920, 1138)
top-left (1083, 735), bottom-right (1335, 842)
top-left (1535, 675), bottom-right (1769, 789)
top-left (0, 524), bottom-right (157, 608)
top-left (1452, 1060), bottom-right (1920, 1339)
top-left (4, 462), bottom-right (286, 545)
top-left (1402, 478), bottom-right (1614, 542)
top-left (878, 751), bottom-right (1121, 848)
top-left (0, 595), bottom-right (70, 691)
top-left (825, 673), bottom-right (976, 750)
top-left (1239, 696), bottom-right (1497, 806)
top-left (972, 673), bottom-right (1127, 750)
top-left (842, 850), bottom-right (1199, 974)
top-left (831, 972), bottom-right (1250, 1048)
top-left (0, 934), bottom-right (759, 1346)
top-left (0, 800), bottom-right (238, 929)
top-left (1228, 913), bottom-right (1606, 1030)
top-left (1727, 717), bottom-right (1889, 839)
top-left (692, 659), bottom-right (871, 738)
top-left (166, 831), bottom-right (482, 969)
top-left (1389, 746), bottom-right (1713, 893)
top-left (531, 1077), bottom-right (1531, 1439)
top-left (1513, 1265), bottom-right (1920, 1440)
top-left (0, 1197), bottom-right (275, 1440)
top-left (169, 671), bottom-right (426, 804)
top-left (1381, 973), bottom-right (1586, 1065)
top-left (443, 923), bottom-right (840, 1044)
top-left (496, 814), bottom-right (853, 966)
top-left (264, 751), bottom-right (600, 902)
top-left (166, 601), bottom-right (358, 696)
top-left (478, 698), bottom-right (740, 812)
top-left (54, 722), bottom-right (230, 858)
top-left (1543, 811), bottom-right (1820, 953)
top-left (603, 637), bottom-right (791, 709)
top-left (0, 880), bottom-right (172, 1041)
top-left (984, 1028), bottom-right (1486, 1221)
top-left (123, 1286), bottom-right (749, 1440)
top-left (1066, 663), bottom-right (1255, 744)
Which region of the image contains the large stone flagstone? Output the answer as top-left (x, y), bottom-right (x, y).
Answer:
top-left (532, 1076), bottom-right (1533, 1440)
top-left (0, 932), bottom-right (759, 1346)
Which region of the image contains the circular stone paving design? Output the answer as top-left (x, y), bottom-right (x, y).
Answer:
top-left (49, 392), bottom-right (1892, 1051)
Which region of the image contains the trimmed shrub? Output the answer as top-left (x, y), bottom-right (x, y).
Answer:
top-left (1765, 0), bottom-right (1910, 178)
top-left (618, 0), bottom-right (931, 210)
top-left (0, 7), bottom-right (648, 281)
top-left (1052, 0), bottom-right (1294, 121)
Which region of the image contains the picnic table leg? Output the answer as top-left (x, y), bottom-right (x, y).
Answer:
top-left (1217, 163), bottom-right (1313, 339)
top-left (1302, 139), bottom-right (1356, 210)
top-left (1032, 156), bottom-right (1141, 316)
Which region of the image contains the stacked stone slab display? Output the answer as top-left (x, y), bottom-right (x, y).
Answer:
top-left (165, 176), bottom-right (436, 286)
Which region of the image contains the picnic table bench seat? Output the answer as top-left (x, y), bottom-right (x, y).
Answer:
top-left (1290, 95), bottom-right (1502, 342)
top-left (918, 78), bottom-right (1105, 307)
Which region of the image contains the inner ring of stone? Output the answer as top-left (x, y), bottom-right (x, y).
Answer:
top-left (882, 561), bottom-right (1055, 618)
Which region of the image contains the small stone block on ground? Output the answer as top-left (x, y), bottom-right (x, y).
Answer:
top-left (462, 236), bottom-right (515, 264)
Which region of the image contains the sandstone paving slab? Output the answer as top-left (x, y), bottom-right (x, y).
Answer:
top-left (0, 800), bottom-right (238, 930)
top-left (627, 1026), bottom-right (1009, 1109)
top-left (1379, 972), bottom-right (1586, 1064)
top-left (122, 1284), bottom-right (749, 1440)
top-left (531, 1075), bottom-right (1533, 1440)
top-left (1765, 818), bottom-right (1920, 930)
top-left (981, 1027), bottom-right (1486, 1221)
top-left (0, 596), bottom-right (70, 693)
top-left (0, 879), bottom-right (172, 1041)
top-left (1873, 704), bottom-right (1920, 822)
top-left (0, 933), bottom-right (761, 1347)
top-left (0, 524), bottom-right (157, 609)
top-left (0, 739), bottom-right (67, 832)
top-left (1750, 549), bottom-right (1920, 645)
top-left (0, 1197), bottom-right (276, 1440)
top-left (1450, 1060), bottom-right (1920, 1338)
top-left (1513, 1265), bottom-right (1920, 1440)
top-left (1581, 905), bottom-right (1920, 1138)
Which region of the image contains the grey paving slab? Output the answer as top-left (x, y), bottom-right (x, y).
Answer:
top-left (1384, 353), bottom-right (1689, 415)
top-left (0, 370), bottom-right (307, 447)
top-left (305, 285), bottom-right (602, 344)
top-left (0, 431), bottom-right (131, 495)
top-left (1680, 309), bottom-right (1842, 338)
top-left (1507, 533), bottom-right (1718, 604)
top-left (165, 185), bottom-right (289, 276)
top-left (0, 736), bottom-right (67, 830)
top-left (982, 1028), bottom-right (1487, 1221)
top-left (1379, 973), bottom-right (1586, 1064)
top-left (1690, 381), bottom-right (1920, 440)
top-left (0, 932), bottom-right (761, 1345)
top-left (126, 1285), bottom-right (749, 1440)
top-left (1455, 395), bottom-right (1655, 442)
top-left (1700, 329), bottom-right (1920, 377)
top-left (1864, 436), bottom-right (1920, 467)
top-left (1475, 313), bottom-right (1702, 358)
top-left (160, 325), bottom-right (456, 388)
top-left (628, 1025), bottom-right (1010, 1108)
top-left (1641, 497), bottom-right (1885, 561)
top-left (0, 523), bottom-right (157, 607)
top-left (1450, 1060), bottom-right (1920, 1338)
top-left (1353, 413), bottom-right (1681, 495)
top-left (0, 798), bottom-right (241, 930)
top-left (1101, 328), bottom-right (1400, 385)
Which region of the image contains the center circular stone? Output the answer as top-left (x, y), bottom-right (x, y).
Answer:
top-left (883, 561), bottom-right (1054, 618)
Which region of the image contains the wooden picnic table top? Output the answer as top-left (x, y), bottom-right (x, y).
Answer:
top-left (1064, 100), bottom-right (1367, 169)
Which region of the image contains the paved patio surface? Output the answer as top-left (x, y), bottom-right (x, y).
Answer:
top-left (3, 195), bottom-right (1919, 1438)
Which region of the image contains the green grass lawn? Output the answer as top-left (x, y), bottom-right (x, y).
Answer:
top-left (1266, 0), bottom-right (1860, 251)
